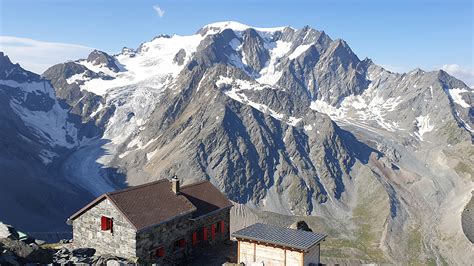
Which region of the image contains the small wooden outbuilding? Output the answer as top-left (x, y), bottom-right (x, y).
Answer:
top-left (232, 223), bottom-right (326, 266)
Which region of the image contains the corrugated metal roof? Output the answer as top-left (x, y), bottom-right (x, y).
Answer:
top-left (232, 223), bottom-right (326, 251)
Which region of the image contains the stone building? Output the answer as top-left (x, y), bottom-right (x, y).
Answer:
top-left (68, 178), bottom-right (233, 263)
top-left (232, 223), bottom-right (326, 266)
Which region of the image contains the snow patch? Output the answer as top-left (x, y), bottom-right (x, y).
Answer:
top-left (202, 21), bottom-right (288, 35)
top-left (3, 80), bottom-right (78, 148)
top-left (217, 76), bottom-right (288, 122)
top-left (146, 149), bottom-right (159, 161)
top-left (66, 72), bottom-right (89, 84)
top-left (257, 41), bottom-right (292, 85)
top-left (449, 88), bottom-right (471, 108)
top-left (288, 117), bottom-right (302, 126)
top-left (310, 83), bottom-right (403, 132)
top-left (414, 115), bottom-right (434, 140)
top-left (78, 60), bottom-right (117, 77)
top-left (288, 44), bottom-right (312, 60)
top-left (0, 80), bottom-right (54, 98)
top-left (77, 34), bottom-right (203, 95)
top-left (229, 38), bottom-right (241, 50)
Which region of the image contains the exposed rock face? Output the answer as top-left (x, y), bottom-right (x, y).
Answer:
top-left (241, 28), bottom-right (270, 72)
top-left (0, 238), bottom-right (53, 264)
top-left (0, 53), bottom-right (98, 232)
top-left (1, 21), bottom-right (472, 264)
top-left (86, 50), bottom-right (122, 73)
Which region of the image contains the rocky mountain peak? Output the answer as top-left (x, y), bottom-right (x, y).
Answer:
top-left (86, 50), bottom-right (121, 72)
top-left (198, 21), bottom-right (291, 36)
top-left (121, 47), bottom-right (136, 57)
top-left (324, 39), bottom-right (359, 64)
top-left (0, 52), bottom-right (39, 82)
top-left (0, 51), bottom-right (12, 65)
top-left (241, 28), bottom-right (270, 72)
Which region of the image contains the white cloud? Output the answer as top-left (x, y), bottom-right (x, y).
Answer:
top-left (0, 36), bottom-right (94, 74)
top-left (153, 5), bottom-right (165, 18)
top-left (441, 64), bottom-right (474, 87)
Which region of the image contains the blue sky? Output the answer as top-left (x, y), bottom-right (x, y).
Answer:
top-left (0, 0), bottom-right (473, 85)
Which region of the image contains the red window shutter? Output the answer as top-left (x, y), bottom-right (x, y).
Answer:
top-left (179, 239), bottom-right (186, 248)
top-left (220, 220), bottom-right (225, 234)
top-left (203, 227), bottom-right (208, 241)
top-left (192, 232), bottom-right (197, 246)
top-left (156, 247), bottom-right (165, 257)
top-left (101, 216), bottom-right (108, 230)
top-left (211, 224), bottom-right (216, 240)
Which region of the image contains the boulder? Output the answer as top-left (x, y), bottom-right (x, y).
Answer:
top-left (0, 249), bottom-right (20, 265)
top-left (0, 222), bottom-right (19, 240)
top-left (93, 254), bottom-right (131, 265)
top-left (289, 220), bottom-right (313, 232)
top-left (0, 238), bottom-right (53, 264)
top-left (107, 259), bottom-right (130, 266)
top-left (72, 247), bottom-right (95, 257)
top-left (34, 239), bottom-right (46, 245)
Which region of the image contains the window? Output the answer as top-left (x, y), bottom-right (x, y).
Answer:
top-left (218, 220), bottom-right (225, 234)
top-left (211, 224), bottom-right (216, 240)
top-left (155, 247), bottom-right (165, 257)
top-left (192, 232), bottom-right (198, 246)
top-left (174, 238), bottom-right (186, 250)
top-left (101, 216), bottom-right (113, 231)
top-left (192, 228), bottom-right (208, 245)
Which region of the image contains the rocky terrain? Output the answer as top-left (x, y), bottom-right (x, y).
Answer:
top-left (0, 21), bottom-right (472, 264)
top-left (0, 222), bottom-right (133, 265)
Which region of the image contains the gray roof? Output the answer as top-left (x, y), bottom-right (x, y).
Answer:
top-left (232, 223), bottom-right (326, 251)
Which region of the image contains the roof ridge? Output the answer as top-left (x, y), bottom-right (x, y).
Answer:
top-left (257, 222), bottom-right (320, 234)
top-left (107, 179), bottom-right (169, 196)
top-left (180, 180), bottom-right (210, 190)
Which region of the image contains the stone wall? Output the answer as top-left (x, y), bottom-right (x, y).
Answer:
top-left (72, 198), bottom-right (136, 258)
top-left (136, 208), bottom-right (231, 263)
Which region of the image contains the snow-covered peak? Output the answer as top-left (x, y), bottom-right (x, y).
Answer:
top-left (200, 21), bottom-right (291, 34)
top-left (67, 33), bottom-right (204, 96)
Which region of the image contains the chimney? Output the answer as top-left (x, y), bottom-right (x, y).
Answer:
top-left (172, 176), bottom-right (180, 194)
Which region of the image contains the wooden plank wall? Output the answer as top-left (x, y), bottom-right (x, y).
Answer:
top-left (237, 240), bottom-right (304, 266)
